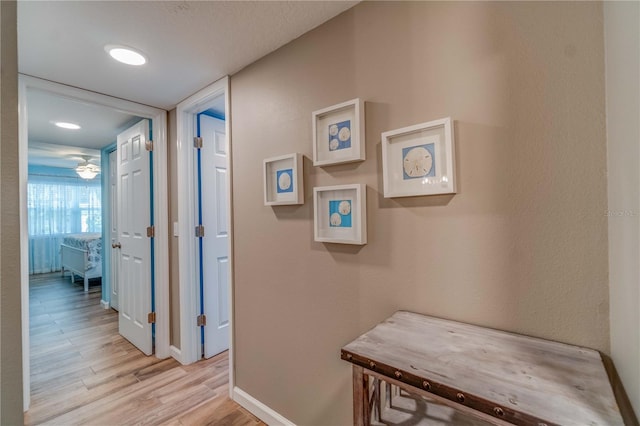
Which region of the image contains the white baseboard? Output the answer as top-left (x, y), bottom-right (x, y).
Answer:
top-left (170, 345), bottom-right (183, 364)
top-left (233, 387), bottom-right (295, 426)
top-left (100, 299), bottom-right (110, 309)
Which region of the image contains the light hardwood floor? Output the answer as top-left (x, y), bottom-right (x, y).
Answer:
top-left (25, 273), bottom-right (264, 426)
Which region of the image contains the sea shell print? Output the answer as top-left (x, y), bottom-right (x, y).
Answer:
top-left (329, 139), bottom-right (339, 151)
top-left (329, 124), bottom-right (339, 136)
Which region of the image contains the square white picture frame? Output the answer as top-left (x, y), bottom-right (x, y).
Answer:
top-left (313, 184), bottom-right (367, 245)
top-left (263, 153), bottom-right (304, 206)
top-left (381, 117), bottom-right (456, 198)
top-left (312, 98), bottom-right (365, 166)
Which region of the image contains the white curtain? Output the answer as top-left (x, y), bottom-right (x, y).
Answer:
top-left (29, 235), bottom-right (66, 274)
top-left (28, 174), bottom-right (101, 274)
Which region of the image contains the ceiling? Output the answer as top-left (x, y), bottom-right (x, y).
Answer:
top-left (25, 88), bottom-right (141, 167)
top-left (29, 142), bottom-right (101, 170)
top-left (26, 88), bottom-right (136, 169)
top-left (18, 1), bottom-right (357, 110)
top-left (27, 89), bottom-right (141, 149)
top-left (19, 1), bottom-right (356, 167)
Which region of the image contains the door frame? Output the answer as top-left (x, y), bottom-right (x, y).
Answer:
top-left (18, 75), bottom-right (170, 410)
top-left (100, 142), bottom-right (118, 310)
top-left (175, 76), bottom-right (234, 391)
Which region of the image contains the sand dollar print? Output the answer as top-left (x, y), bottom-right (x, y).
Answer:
top-left (338, 200), bottom-right (351, 215)
top-left (329, 199), bottom-right (352, 228)
top-left (338, 126), bottom-right (351, 142)
top-left (278, 172), bottom-right (291, 191)
top-left (403, 146), bottom-right (433, 179)
top-left (330, 212), bottom-right (342, 227)
top-left (327, 120), bottom-right (351, 152)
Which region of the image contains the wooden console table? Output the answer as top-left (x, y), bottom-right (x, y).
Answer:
top-left (341, 311), bottom-right (624, 426)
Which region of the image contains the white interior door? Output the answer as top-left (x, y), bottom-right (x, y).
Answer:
top-left (199, 114), bottom-right (230, 358)
top-left (117, 119), bottom-right (153, 355)
top-left (109, 149), bottom-right (120, 311)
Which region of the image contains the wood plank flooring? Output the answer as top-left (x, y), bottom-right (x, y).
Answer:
top-left (25, 273), bottom-right (264, 426)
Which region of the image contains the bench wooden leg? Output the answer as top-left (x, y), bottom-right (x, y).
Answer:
top-left (84, 276), bottom-right (89, 292)
top-left (353, 365), bottom-right (370, 426)
top-left (373, 377), bottom-right (381, 421)
top-left (385, 381), bottom-right (392, 408)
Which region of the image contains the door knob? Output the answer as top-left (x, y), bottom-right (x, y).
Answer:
top-left (112, 242), bottom-right (121, 249)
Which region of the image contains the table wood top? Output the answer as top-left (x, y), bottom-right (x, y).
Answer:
top-left (341, 311), bottom-right (623, 426)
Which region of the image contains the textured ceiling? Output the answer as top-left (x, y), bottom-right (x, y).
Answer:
top-left (18, 1), bottom-right (357, 110)
top-left (20, 1), bottom-right (356, 164)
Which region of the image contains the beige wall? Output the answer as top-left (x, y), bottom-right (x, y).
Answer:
top-left (605, 0), bottom-right (640, 419)
top-left (0, 0), bottom-right (24, 422)
top-left (230, 2), bottom-right (609, 424)
top-left (168, 108), bottom-right (181, 348)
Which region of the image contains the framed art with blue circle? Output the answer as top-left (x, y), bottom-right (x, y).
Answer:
top-left (313, 184), bottom-right (367, 245)
top-left (312, 98), bottom-right (365, 166)
top-left (381, 117), bottom-right (456, 198)
top-left (263, 153), bottom-right (303, 205)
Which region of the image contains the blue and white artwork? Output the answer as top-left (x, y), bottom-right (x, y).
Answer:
top-left (402, 143), bottom-right (435, 180)
top-left (329, 200), bottom-right (352, 228)
top-left (276, 168), bottom-right (293, 193)
top-left (328, 120), bottom-right (351, 151)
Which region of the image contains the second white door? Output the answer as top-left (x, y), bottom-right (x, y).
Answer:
top-left (198, 114), bottom-right (230, 359)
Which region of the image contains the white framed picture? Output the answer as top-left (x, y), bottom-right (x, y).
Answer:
top-left (312, 98), bottom-right (365, 166)
top-left (313, 184), bottom-right (367, 245)
top-left (381, 117), bottom-right (456, 198)
top-left (263, 153), bottom-right (304, 206)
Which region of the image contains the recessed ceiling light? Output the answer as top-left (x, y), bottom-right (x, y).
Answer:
top-left (105, 44), bottom-right (147, 66)
top-left (55, 122), bottom-right (81, 130)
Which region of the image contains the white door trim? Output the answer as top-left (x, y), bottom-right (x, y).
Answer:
top-left (102, 144), bottom-right (118, 310)
top-left (18, 75), bottom-right (170, 410)
top-left (175, 76), bottom-right (235, 395)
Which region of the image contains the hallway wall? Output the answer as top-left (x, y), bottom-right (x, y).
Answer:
top-left (1, 0), bottom-right (24, 422)
top-left (605, 0), bottom-right (640, 418)
top-left (230, 2), bottom-right (609, 424)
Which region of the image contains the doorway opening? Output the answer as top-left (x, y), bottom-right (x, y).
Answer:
top-left (175, 77), bottom-right (234, 393)
top-left (18, 75), bottom-right (170, 410)
top-left (27, 141), bottom-right (105, 291)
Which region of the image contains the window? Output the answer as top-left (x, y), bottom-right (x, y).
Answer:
top-left (28, 174), bottom-right (102, 236)
top-left (27, 170), bottom-right (102, 274)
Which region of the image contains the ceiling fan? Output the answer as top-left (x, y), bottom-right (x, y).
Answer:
top-left (75, 156), bottom-right (100, 180)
